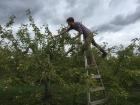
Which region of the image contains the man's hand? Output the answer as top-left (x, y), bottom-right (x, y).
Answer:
top-left (59, 27), bottom-right (69, 35)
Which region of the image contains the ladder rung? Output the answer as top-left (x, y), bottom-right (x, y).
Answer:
top-left (90, 87), bottom-right (105, 92)
top-left (90, 98), bottom-right (106, 105)
top-left (91, 74), bottom-right (101, 79)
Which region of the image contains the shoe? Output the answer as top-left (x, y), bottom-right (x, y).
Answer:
top-left (102, 52), bottom-right (107, 58)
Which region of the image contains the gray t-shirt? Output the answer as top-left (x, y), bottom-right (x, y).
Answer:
top-left (67, 22), bottom-right (92, 39)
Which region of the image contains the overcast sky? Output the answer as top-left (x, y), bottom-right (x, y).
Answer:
top-left (0, 0), bottom-right (140, 46)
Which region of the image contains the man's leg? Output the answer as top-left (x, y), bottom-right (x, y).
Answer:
top-left (83, 35), bottom-right (96, 66)
top-left (92, 38), bottom-right (107, 57)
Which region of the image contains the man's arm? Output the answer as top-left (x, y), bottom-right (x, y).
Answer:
top-left (58, 26), bottom-right (71, 35)
top-left (54, 27), bottom-right (70, 38)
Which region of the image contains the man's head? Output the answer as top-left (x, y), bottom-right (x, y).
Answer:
top-left (66, 17), bottom-right (75, 26)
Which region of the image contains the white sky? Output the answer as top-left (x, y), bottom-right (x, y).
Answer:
top-left (0, 0), bottom-right (140, 47)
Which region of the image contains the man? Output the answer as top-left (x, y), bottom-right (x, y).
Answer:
top-left (61, 17), bottom-right (107, 65)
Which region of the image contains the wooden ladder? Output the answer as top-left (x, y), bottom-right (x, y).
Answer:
top-left (84, 55), bottom-right (106, 105)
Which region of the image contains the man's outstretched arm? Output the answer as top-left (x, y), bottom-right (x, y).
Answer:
top-left (57, 26), bottom-right (71, 36)
top-left (54, 27), bottom-right (70, 38)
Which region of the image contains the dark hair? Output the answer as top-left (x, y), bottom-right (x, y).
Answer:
top-left (66, 17), bottom-right (74, 22)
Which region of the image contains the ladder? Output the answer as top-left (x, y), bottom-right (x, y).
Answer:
top-left (84, 55), bottom-right (106, 105)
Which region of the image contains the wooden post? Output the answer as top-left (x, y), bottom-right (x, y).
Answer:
top-left (84, 52), bottom-right (90, 105)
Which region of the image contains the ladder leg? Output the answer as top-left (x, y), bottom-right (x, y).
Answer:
top-left (84, 52), bottom-right (106, 105)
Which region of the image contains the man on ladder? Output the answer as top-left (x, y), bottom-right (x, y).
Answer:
top-left (60, 17), bottom-right (107, 66)
top-left (59, 17), bottom-right (107, 105)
